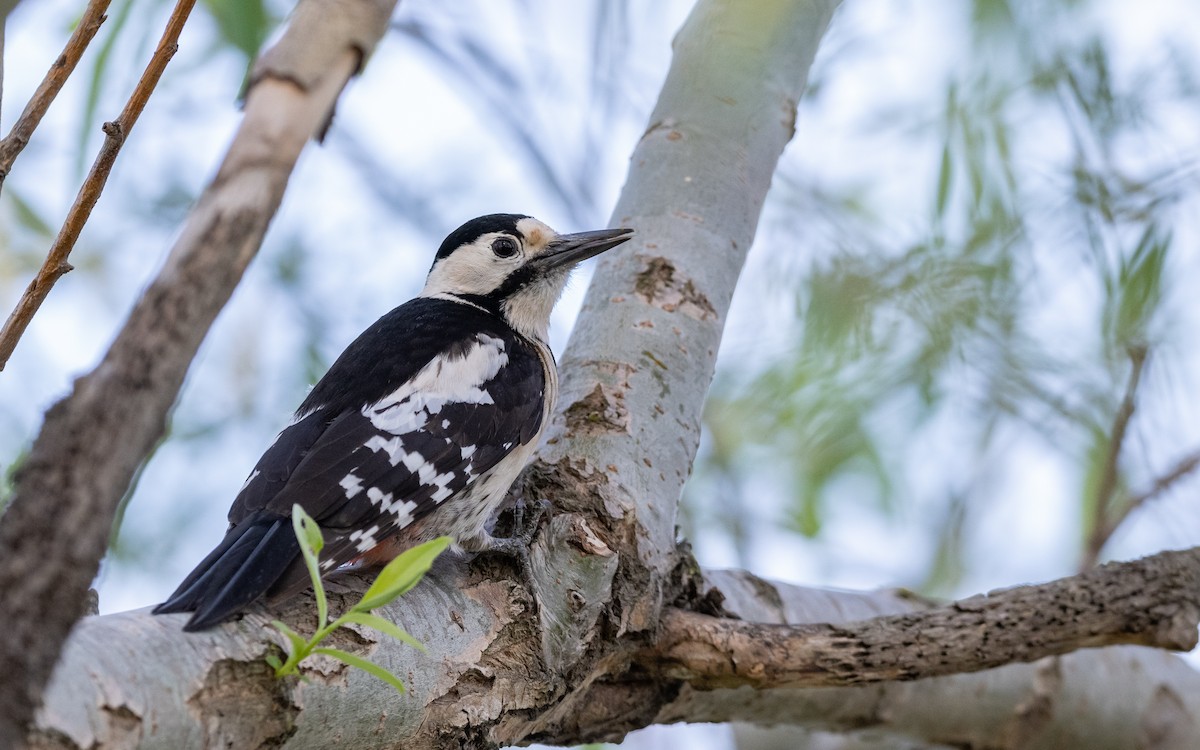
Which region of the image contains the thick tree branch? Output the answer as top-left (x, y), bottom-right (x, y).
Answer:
top-left (0, 0), bottom-right (110, 194)
top-left (21, 1), bottom-right (1186, 748)
top-left (638, 569), bottom-right (1200, 750)
top-left (0, 0), bottom-right (192, 371)
top-left (645, 547), bottom-right (1200, 691)
top-left (0, 1), bottom-right (396, 746)
top-left (29, 554), bottom-right (1200, 749)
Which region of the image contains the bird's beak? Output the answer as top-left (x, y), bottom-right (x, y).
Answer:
top-left (535, 227), bottom-right (634, 271)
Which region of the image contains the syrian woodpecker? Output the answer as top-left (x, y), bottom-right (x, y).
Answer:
top-left (154, 214), bottom-right (633, 631)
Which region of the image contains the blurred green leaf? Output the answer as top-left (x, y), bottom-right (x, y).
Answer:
top-left (6, 190), bottom-right (54, 237)
top-left (200, 0), bottom-right (270, 64)
top-left (919, 494), bottom-right (968, 596)
top-left (1103, 225), bottom-right (1168, 357)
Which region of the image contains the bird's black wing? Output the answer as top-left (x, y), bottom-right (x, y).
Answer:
top-left (154, 298), bottom-right (545, 630)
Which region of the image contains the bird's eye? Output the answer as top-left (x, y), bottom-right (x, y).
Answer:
top-left (491, 237), bottom-right (519, 258)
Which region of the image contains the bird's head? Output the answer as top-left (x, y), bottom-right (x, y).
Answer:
top-left (422, 214), bottom-right (634, 341)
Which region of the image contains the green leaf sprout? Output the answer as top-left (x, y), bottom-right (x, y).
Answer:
top-left (269, 504), bottom-right (452, 693)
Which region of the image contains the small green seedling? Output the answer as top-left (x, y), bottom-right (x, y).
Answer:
top-left (265, 503), bottom-right (452, 693)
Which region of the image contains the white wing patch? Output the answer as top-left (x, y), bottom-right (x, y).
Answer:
top-left (350, 524), bottom-right (381, 552)
top-left (398, 450), bottom-right (454, 491)
top-left (340, 473), bottom-right (365, 498)
top-left (364, 434), bottom-right (406, 465)
top-left (366, 486), bottom-right (422, 527)
top-left (366, 334), bottom-right (508, 433)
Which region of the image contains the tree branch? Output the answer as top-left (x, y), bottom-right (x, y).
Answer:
top-left (0, 1), bottom-right (396, 745)
top-left (642, 569), bottom-right (1200, 750)
top-left (29, 554), bottom-right (1200, 749)
top-left (1099, 445), bottom-right (1200, 549)
top-left (1082, 346), bottom-right (1147, 568)
top-left (0, 0), bottom-right (110, 192)
top-left (645, 547), bottom-right (1200, 691)
top-left (0, 0), bottom-right (191, 371)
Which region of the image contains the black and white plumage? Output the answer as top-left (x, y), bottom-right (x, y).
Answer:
top-left (154, 214), bottom-right (633, 631)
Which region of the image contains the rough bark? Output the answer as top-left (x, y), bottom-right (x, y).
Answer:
top-left (29, 558), bottom-right (1200, 749)
top-left (647, 569), bottom-right (1200, 750)
top-left (646, 547), bottom-right (1200, 689)
top-left (0, 1), bottom-right (396, 746)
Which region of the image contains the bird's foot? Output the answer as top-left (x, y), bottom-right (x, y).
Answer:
top-left (462, 497), bottom-right (551, 581)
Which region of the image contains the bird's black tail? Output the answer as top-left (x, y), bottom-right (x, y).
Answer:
top-left (153, 513), bottom-right (302, 631)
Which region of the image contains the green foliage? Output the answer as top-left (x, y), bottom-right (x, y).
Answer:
top-left (73, 0), bottom-right (275, 171)
top-left (690, 0), bottom-right (1197, 583)
top-left (267, 505), bottom-right (452, 693)
top-left (200, 0), bottom-right (271, 65)
top-left (7, 190), bottom-right (55, 238)
top-left (1102, 225), bottom-right (1168, 358)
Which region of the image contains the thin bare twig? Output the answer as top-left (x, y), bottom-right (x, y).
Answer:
top-left (1082, 346), bottom-right (1148, 569)
top-left (1099, 447), bottom-right (1200, 547)
top-left (1128, 448), bottom-right (1200, 508)
top-left (0, 0), bottom-right (196, 371)
top-left (0, 0), bottom-right (112, 193)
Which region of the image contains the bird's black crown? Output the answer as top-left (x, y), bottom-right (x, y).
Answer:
top-left (433, 213), bottom-right (530, 264)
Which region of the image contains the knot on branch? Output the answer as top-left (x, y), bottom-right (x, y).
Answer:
top-left (101, 120), bottom-right (124, 143)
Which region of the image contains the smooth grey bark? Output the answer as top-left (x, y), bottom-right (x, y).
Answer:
top-left (532, 0), bottom-right (841, 644)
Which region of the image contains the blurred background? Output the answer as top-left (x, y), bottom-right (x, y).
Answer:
top-left (2, 0), bottom-right (1199, 747)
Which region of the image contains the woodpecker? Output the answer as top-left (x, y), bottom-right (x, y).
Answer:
top-left (154, 214), bottom-right (633, 631)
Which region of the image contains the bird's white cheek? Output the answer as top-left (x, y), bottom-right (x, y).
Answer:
top-left (422, 255), bottom-right (510, 297)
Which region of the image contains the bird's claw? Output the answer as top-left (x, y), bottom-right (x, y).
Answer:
top-left (467, 496), bottom-right (551, 582)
